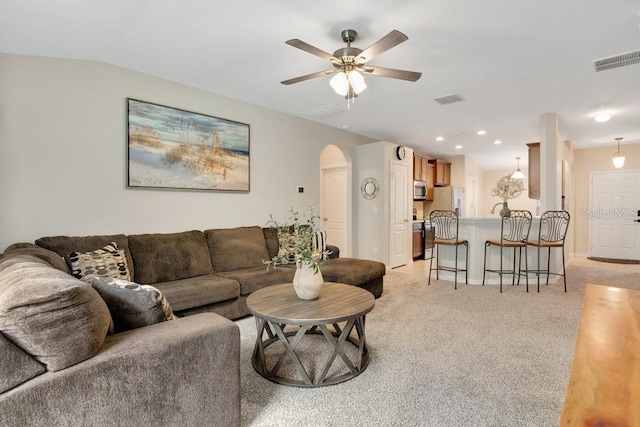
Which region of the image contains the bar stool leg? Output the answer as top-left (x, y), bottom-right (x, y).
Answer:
top-left (499, 244), bottom-right (503, 293)
top-left (454, 243), bottom-right (459, 290)
top-left (465, 242), bottom-right (469, 284)
top-left (482, 243), bottom-right (488, 286)
top-left (511, 247), bottom-right (517, 286)
top-left (562, 245), bottom-right (567, 292)
top-left (537, 245), bottom-right (541, 293)
top-left (545, 247), bottom-right (551, 286)
top-left (428, 244), bottom-right (435, 285)
top-left (524, 245), bottom-right (530, 292)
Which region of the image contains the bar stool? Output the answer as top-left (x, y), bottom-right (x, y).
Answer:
top-left (482, 210), bottom-right (532, 293)
top-left (428, 210), bottom-right (468, 289)
top-left (524, 210), bottom-right (570, 292)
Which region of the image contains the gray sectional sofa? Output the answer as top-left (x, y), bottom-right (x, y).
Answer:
top-left (0, 225), bottom-right (385, 426)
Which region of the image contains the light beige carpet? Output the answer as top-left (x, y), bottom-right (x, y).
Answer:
top-left (237, 263), bottom-right (640, 426)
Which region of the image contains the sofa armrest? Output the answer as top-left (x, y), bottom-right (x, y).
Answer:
top-left (326, 244), bottom-right (340, 259)
top-left (0, 313), bottom-right (240, 427)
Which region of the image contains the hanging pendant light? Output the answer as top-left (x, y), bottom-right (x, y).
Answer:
top-left (511, 157), bottom-right (526, 179)
top-left (612, 137), bottom-right (626, 168)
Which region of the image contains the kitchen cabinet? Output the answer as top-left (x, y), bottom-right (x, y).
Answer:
top-left (412, 221), bottom-right (425, 259)
top-left (527, 142), bottom-right (540, 199)
top-left (431, 159), bottom-right (451, 186)
top-left (413, 155), bottom-right (429, 181)
top-left (413, 154), bottom-right (434, 200)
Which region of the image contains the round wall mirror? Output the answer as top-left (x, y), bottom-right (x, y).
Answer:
top-left (360, 177), bottom-right (379, 199)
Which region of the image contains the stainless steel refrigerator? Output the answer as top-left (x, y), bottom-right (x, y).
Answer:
top-left (428, 186), bottom-right (465, 217)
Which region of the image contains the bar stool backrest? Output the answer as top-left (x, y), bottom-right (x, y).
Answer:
top-left (538, 210), bottom-right (570, 243)
top-left (430, 210), bottom-right (459, 241)
top-left (501, 210), bottom-right (533, 243)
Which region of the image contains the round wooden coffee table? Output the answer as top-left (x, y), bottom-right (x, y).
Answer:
top-left (246, 282), bottom-right (375, 387)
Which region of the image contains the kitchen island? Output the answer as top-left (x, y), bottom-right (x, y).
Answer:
top-left (431, 216), bottom-right (561, 287)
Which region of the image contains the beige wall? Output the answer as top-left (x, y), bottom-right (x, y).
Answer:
top-left (572, 143), bottom-right (640, 256)
top-left (0, 54), bottom-right (374, 250)
top-left (480, 169), bottom-right (538, 217)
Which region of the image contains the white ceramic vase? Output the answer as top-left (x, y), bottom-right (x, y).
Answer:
top-left (292, 260), bottom-right (323, 300)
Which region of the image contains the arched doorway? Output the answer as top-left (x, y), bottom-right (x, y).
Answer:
top-left (320, 145), bottom-right (352, 257)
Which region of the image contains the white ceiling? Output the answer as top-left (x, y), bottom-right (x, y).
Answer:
top-left (2, 0), bottom-right (639, 170)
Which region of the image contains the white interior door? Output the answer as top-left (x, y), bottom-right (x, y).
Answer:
top-left (390, 162), bottom-right (409, 268)
top-left (590, 170), bottom-right (640, 261)
top-left (321, 166), bottom-right (348, 256)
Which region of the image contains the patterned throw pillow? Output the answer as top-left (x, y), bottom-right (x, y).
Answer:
top-left (312, 231), bottom-right (328, 260)
top-left (67, 243), bottom-right (131, 283)
top-left (91, 277), bottom-right (175, 334)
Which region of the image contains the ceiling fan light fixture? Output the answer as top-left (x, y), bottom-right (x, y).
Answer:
top-left (329, 72), bottom-right (349, 96)
top-left (612, 137), bottom-right (626, 168)
top-left (511, 157), bottom-right (526, 179)
top-left (348, 70), bottom-right (367, 94)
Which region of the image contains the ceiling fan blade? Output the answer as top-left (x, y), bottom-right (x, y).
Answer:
top-left (361, 66), bottom-right (422, 82)
top-left (285, 39), bottom-right (339, 64)
top-left (281, 69), bottom-right (335, 85)
top-left (355, 30), bottom-right (408, 62)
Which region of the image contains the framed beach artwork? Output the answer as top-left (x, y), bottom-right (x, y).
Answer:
top-left (127, 98), bottom-right (250, 192)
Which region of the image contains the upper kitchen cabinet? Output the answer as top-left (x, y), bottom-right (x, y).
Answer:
top-left (431, 159), bottom-right (451, 187)
top-left (413, 153), bottom-right (434, 200)
top-left (413, 154), bottom-right (429, 181)
top-left (527, 142), bottom-right (540, 199)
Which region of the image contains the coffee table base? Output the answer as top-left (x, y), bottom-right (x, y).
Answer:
top-left (251, 315), bottom-right (369, 388)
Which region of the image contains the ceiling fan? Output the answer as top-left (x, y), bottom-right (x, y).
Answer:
top-left (281, 29), bottom-right (422, 98)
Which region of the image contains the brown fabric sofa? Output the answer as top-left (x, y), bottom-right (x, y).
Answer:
top-left (0, 225), bottom-right (385, 426)
top-left (0, 251), bottom-right (240, 427)
top-left (32, 226), bottom-right (385, 319)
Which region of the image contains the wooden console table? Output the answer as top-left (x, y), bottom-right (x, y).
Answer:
top-left (560, 284), bottom-right (640, 426)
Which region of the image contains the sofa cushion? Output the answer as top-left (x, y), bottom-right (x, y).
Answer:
top-left (0, 254), bottom-right (111, 371)
top-left (316, 258), bottom-right (387, 286)
top-left (3, 243), bottom-right (70, 273)
top-left (263, 227), bottom-right (280, 260)
top-left (92, 277), bottom-right (175, 333)
top-left (0, 332), bottom-right (45, 393)
top-left (217, 265), bottom-right (296, 296)
top-left (153, 275), bottom-right (240, 312)
top-left (127, 231), bottom-right (213, 284)
top-left (68, 242), bottom-right (132, 283)
top-left (205, 226), bottom-right (271, 272)
top-left (35, 234), bottom-right (134, 278)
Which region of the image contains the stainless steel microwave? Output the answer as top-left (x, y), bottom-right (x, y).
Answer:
top-left (414, 181), bottom-right (427, 200)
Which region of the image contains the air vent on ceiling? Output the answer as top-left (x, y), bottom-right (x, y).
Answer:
top-left (300, 103), bottom-right (344, 118)
top-left (593, 50), bottom-right (640, 72)
top-left (433, 93), bottom-right (465, 105)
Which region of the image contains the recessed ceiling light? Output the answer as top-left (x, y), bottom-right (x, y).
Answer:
top-left (435, 136), bottom-right (444, 141)
top-left (594, 113), bottom-right (611, 123)
top-left (477, 130), bottom-right (487, 135)
top-left (455, 145), bottom-right (463, 149)
top-left (341, 124), bottom-right (351, 129)
top-left (493, 140), bottom-right (502, 145)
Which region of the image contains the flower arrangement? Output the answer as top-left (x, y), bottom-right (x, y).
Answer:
top-left (491, 174), bottom-right (524, 202)
top-left (263, 205), bottom-right (331, 274)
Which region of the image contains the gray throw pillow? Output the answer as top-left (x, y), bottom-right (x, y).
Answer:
top-left (91, 277), bottom-right (175, 334)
